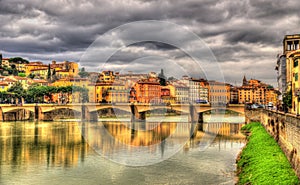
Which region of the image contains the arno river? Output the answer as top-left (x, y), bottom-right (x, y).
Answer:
top-left (0, 114), bottom-right (246, 185)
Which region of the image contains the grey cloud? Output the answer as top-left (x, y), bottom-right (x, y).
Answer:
top-left (0, 0), bottom-right (297, 86)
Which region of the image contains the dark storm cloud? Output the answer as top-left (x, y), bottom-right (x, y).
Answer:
top-left (0, 0), bottom-right (298, 86)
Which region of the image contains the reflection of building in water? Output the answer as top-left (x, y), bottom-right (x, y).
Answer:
top-left (184, 122), bottom-right (246, 151)
top-left (0, 122), bottom-right (87, 169)
top-left (83, 121), bottom-right (192, 156)
top-left (203, 122), bottom-right (244, 136)
top-left (103, 122), bottom-right (177, 146)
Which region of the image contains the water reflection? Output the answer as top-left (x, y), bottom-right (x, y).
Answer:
top-left (0, 122), bottom-right (88, 170)
top-left (0, 116), bottom-right (246, 185)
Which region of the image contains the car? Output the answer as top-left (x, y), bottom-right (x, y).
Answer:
top-left (196, 100), bottom-right (208, 104)
top-left (268, 102), bottom-right (273, 108)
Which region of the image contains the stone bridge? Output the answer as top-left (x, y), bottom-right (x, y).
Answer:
top-left (0, 103), bottom-right (245, 121)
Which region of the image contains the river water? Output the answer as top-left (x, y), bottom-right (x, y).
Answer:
top-left (0, 114), bottom-right (245, 185)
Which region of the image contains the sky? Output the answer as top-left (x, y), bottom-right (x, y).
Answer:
top-left (0, 0), bottom-right (299, 87)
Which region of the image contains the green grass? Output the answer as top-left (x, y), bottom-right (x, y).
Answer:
top-left (237, 122), bottom-right (300, 185)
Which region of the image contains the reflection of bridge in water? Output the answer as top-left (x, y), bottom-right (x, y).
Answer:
top-left (0, 120), bottom-right (245, 170)
top-left (80, 121), bottom-right (245, 157)
top-left (0, 103), bottom-right (245, 121)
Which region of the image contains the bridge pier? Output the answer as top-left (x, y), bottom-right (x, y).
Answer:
top-left (35, 105), bottom-right (40, 121)
top-left (0, 108), bottom-right (3, 121)
top-left (130, 104), bottom-right (146, 121)
top-left (198, 112), bottom-right (204, 131)
top-left (188, 104), bottom-right (204, 131)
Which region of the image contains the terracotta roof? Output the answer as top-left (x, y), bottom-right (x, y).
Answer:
top-left (56, 69), bottom-right (69, 72)
top-left (11, 76), bottom-right (28, 80)
top-left (0, 82), bottom-right (8, 86)
top-left (3, 78), bottom-right (16, 82)
top-left (32, 79), bottom-right (48, 83)
top-left (30, 68), bottom-right (48, 72)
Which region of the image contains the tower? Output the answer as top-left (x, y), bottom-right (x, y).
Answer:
top-left (242, 75), bottom-right (248, 86)
top-left (0, 52), bottom-right (2, 66)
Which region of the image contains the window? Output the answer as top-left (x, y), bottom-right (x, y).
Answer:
top-left (294, 59), bottom-right (298, 68)
top-left (296, 73), bottom-right (298, 81)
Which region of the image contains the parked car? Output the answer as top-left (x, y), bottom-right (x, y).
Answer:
top-left (268, 102), bottom-right (273, 109)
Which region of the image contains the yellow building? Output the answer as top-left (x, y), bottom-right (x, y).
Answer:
top-left (87, 83), bottom-right (96, 103)
top-left (25, 61), bottom-right (79, 79)
top-left (51, 78), bottom-right (89, 103)
top-left (30, 68), bottom-right (48, 79)
top-left (207, 81), bottom-right (231, 105)
top-left (0, 82), bottom-right (8, 92)
top-left (56, 70), bottom-right (70, 79)
top-left (280, 35), bottom-right (300, 114)
top-left (99, 71), bottom-right (115, 83)
top-left (51, 77), bottom-right (89, 87)
top-left (15, 63), bottom-right (26, 72)
top-left (6, 76), bottom-right (30, 89)
top-left (161, 85), bottom-right (176, 104)
top-left (287, 50), bottom-right (300, 114)
top-left (1, 58), bottom-right (10, 67)
top-left (25, 62), bottom-right (47, 76)
top-left (95, 81), bottom-right (129, 103)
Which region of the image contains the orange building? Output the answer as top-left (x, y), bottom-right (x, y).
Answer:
top-left (131, 77), bottom-right (161, 103)
top-left (238, 76), bottom-right (277, 105)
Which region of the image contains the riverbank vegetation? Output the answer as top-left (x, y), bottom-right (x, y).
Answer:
top-left (237, 122), bottom-right (299, 184)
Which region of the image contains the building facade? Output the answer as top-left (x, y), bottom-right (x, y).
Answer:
top-left (281, 34), bottom-right (300, 114)
top-left (276, 54), bottom-right (287, 104)
top-left (131, 77), bottom-right (161, 103)
top-left (207, 81), bottom-right (230, 105)
top-left (238, 77), bottom-right (277, 105)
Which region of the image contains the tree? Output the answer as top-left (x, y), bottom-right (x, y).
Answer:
top-left (78, 67), bottom-right (89, 78)
top-left (28, 73), bottom-right (35, 79)
top-left (51, 69), bottom-right (59, 82)
top-left (9, 57), bottom-right (29, 64)
top-left (47, 64), bottom-right (51, 80)
top-left (52, 68), bottom-right (56, 76)
top-left (8, 82), bottom-right (26, 103)
top-left (18, 73), bottom-right (26, 77)
top-left (168, 76), bottom-right (177, 81)
top-left (283, 90), bottom-right (292, 108)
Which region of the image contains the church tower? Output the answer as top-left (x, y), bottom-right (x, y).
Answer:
top-left (242, 75), bottom-right (248, 86)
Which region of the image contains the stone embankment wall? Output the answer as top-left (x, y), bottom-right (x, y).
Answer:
top-left (246, 109), bottom-right (300, 177)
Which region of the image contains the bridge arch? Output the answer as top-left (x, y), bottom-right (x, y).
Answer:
top-left (42, 107), bottom-right (82, 120)
top-left (1, 107), bottom-right (35, 121)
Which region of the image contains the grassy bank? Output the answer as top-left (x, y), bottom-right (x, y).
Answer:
top-left (237, 122), bottom-right (299, 184)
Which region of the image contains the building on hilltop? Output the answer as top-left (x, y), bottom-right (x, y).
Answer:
top-left (25, 60), bottom-right (79, 79)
